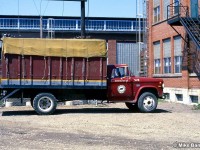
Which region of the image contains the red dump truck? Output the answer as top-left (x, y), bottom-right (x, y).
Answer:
top-left (0, 38), bottom-right (164, 115)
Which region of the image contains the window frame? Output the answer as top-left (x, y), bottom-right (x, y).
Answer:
top-left (174, 56), bottom-right (182, 73)
top-left (164, 57), bottom-right (171, 74)
top-left (153, 6), bottom-right (160, 23)
top-left (154, 59), bottom-right (161, 74)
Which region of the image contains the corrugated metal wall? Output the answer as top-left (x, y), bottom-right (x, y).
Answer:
top-left (116, 43), bottom-right (139, 76)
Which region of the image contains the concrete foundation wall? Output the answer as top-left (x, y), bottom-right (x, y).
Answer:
top-left (164, 87), bottom-right (200, 104)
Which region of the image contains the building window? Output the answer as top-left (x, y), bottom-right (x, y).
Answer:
top-left (164, 57), bottom-right (171, 73)
top-left (153, 41), bottom-right (160, 74)
top-left (165, 93), bottom-right (170, 99)
top-left (176, 94), bottom-right (183, 101)
top-left (154, 6), bottom-right (160, 23)
top-left (163, 0), bottom-right (171, 19)
top-left (163, 38), bottom-right (171, 74)
top-left (174, 36), bottom-right (182, 73)
top-left (154, 59), bottom-right (161, 74)
top-left (190, 95), bottom-right (198, 103)
top-left (175, 56), bottom-right (182, 73)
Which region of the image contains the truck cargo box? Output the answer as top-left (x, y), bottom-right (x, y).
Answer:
top-left (0, 38), bottom-right (107, 89)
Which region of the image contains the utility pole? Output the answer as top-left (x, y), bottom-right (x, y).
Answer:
top-left (40, 0), bottom-right (42, 38)
top-left (50, 0), bottom-right (87, 38)
top-left (40, 16), bottom-right (43, 38)
top-left (81, 1), bottom-right (86, 38)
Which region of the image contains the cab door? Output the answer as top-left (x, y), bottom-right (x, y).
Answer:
top-left (107, 67), bottom-right (133, 101)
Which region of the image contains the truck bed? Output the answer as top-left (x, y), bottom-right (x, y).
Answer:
top-left (0, 55), bottom-right (107, 89)
top-left (0, 38), bottom-right (107, 90)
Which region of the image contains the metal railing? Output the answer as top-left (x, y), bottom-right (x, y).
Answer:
top-left (0, 18), bottom-right (144, 32)
top-left (167, 2), bottom-right (200, 49)
top-left (167, 2), bottom-right (188, 19)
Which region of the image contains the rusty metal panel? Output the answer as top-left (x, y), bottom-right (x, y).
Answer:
top-left (0, 54), bottom-right (107, 88)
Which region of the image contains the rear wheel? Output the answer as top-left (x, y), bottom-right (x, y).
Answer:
top-left (137, 92), bottom-right (158, 113)
top-left (33, 93), bottom-right (57, 115)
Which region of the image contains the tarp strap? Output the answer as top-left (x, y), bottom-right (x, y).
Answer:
top-left (42, 57), bottom-right (46, 79)
top-left (22, 55), bottom-right (26, 79)
top-left (66, 57), bottom-right (68, 81)
top-left (86, 58), bottom-right (89, 81)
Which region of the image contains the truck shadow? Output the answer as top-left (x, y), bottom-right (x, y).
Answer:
top-left (1, 108), bottom-right (171, 116)
top-left (55, 108), bottom-right (171, 115)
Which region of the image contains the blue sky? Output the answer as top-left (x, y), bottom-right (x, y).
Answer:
top-left (0, 0), bottom-right (144, 18)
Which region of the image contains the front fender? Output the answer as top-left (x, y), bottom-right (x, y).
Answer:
top-left (133, 86), bottom-right (161, 103)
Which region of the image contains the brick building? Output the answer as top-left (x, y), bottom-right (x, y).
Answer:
top-left (148, 0), bottom-right (200, 104)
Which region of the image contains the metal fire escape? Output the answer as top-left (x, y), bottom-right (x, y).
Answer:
top-left (141, 0), bottom-right (149, 77)
top-left (167, 2), bottom-right (200, 50)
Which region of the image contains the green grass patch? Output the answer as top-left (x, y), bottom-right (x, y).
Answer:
top-left (158, 99), bottom-right (167, 103)
top-left (193, 104), bottom-right (200, 110)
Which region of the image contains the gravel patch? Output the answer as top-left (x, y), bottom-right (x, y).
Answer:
top-left (0, 101), bottom-right (200, 150)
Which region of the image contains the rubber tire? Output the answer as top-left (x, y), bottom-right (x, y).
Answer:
top-left (125, 102), bottom-right (139, 111)
top-left (30, 99), bottom-right (33, 108)
top-left (33, 93), bottom-right (57, 115)
top-left (137, 92), bottom-right (158, 113)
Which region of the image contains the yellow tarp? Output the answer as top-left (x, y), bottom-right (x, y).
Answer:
top-left (2, 38), bottom-right (107, 58)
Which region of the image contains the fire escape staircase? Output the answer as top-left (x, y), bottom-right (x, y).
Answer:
top-left (167, 2), bottom-right (200, 50)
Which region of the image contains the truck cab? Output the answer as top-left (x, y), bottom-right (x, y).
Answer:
top-left (107, 64), bottom-right (164, 113)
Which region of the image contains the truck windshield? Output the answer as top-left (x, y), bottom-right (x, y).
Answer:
top-left (111, 67), bottom-right (130, 78)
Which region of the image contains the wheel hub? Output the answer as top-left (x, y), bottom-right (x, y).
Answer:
top-left (143, 96), bottom-right (155, 111)
top-left (39, 97), bottom-right (52, 111)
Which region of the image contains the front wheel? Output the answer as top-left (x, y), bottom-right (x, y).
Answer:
top-left (33, 93), bottom-right (57, 115)
top-left (137, 92), bottom-right (158, 113)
